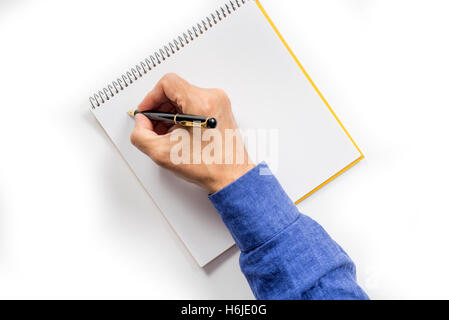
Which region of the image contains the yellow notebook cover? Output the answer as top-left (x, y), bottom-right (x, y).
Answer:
top-left (255, 0), bottom-right (363, 204)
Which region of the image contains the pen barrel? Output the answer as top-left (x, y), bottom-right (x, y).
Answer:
top-left (140, 112), bottom-right (206, 123)
top-left (142, 112), bottom-right (180, 123)
top-left (138, 111), bottom-right (217, 128)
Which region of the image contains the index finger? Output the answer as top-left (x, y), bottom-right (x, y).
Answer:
top-left (138, 73), bottom-right (191, 112)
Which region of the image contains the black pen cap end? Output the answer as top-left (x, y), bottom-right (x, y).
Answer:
top-left (207, 118), bottom-right (218, 129)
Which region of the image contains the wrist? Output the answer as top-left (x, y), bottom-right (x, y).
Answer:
top-left (206, 164), bottom-right (256, 194)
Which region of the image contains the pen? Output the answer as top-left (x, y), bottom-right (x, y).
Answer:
top-left (127, 110), bottom-right (218, 129)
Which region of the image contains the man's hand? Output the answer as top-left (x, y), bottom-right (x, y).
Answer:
top-left (130, 73), bottom-right (254, 193)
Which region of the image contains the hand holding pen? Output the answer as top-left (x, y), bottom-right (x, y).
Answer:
top-left (129, 73), bottom-right (254, 193)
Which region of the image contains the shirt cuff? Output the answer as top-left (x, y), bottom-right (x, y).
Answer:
top-left (208, 162), bottom-right (299, 252)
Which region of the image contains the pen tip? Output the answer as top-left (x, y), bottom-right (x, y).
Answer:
top-left (127, 110), bottom-right (135, 117)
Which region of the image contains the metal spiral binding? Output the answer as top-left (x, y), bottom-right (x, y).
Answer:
top-left (89, 0), bottom-right (249, 109)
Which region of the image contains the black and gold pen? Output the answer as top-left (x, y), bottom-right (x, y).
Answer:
top-left (127, 110), bottom-right (218, 129)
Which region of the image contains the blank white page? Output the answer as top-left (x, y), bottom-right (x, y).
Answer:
top-left (91, 0), bottom-right (362, 267)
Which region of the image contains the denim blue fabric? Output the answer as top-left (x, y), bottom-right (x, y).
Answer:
top-left (209, 162), bottom-right (369, 300)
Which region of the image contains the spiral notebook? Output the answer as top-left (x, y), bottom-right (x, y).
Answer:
top-left (89, 0), bottom-right (363, 267)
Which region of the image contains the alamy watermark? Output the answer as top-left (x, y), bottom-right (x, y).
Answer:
top-left (169, 127), bottom-right (279, 175)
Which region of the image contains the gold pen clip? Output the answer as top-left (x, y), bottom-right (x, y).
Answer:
top-left (174, 114), bottom-right (209, 128)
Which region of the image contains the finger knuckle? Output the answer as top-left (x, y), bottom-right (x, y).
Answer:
top-left (161, 73), bottom-right (184, 92)
top-left (205, 89), bottom-right (230, 112)
top-left (213, 89), bottom-right (230, 103)
top-left (161, 73), bottom-right (179, 83)
top-left (216, 88), bottom-right (228, 98)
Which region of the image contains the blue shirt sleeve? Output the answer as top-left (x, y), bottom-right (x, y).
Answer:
top-left (209, 162), bottom-right (369, 300)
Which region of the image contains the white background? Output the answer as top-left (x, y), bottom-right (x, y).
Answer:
top-left (0, 0), bottom-right (448, 299)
